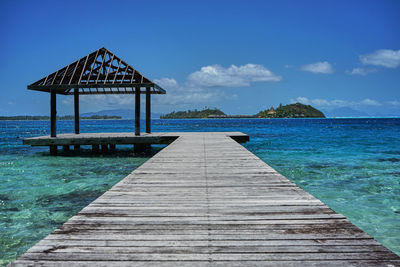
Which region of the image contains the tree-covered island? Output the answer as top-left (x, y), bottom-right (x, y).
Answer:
top-left (160, 103), bottom-right (325, 119)
top-left (256, 103), bottom-right (325, 118)
top-left (160, 108), bottom-right (226, 119)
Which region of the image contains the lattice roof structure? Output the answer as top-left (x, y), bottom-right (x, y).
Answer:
top-left (28, 47), bottom-right (165, 95)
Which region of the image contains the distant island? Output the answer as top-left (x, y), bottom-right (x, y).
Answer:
top-left (256, 103), bottom-right (325, 118)
top-left (160, 108), bottom-right (226, 119)
top-left (0, 115), bottom-right (121, 121)
top-left (161, 103), bottom-right (325, 119)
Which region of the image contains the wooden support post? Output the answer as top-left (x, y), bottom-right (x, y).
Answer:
top-left (135, 87), bottom-right (140, 136)
top-left (74, 88), bottom-right (79, 134)
top-left (74, 145), bottom-right (80, 151)
top-left (141, 144), bottom-right (151, 152)
top-left (50, 145), bottom-right (57, 155)
top-left (92, 144), bottom-right (100, 154)
top-left (50, 90), bottom-right (57, 137)
top-left (101, 144), bottom-right (108, 153)
top-left (146, 87), bottom-right (151, 133)
top-left (63, 145), bottom-right (70, 151)
top-left (109, 144), bottom-right (116, 151)
top-left (134, 143), bottom-right (146, 153)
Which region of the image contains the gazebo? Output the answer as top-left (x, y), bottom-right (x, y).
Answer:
top-left (28, 47), bottom-right (166, 138)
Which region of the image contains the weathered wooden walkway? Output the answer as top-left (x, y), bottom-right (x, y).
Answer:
top-left (12, 133), bottom-right (399, 266)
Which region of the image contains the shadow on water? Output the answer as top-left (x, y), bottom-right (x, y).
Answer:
top-left (377, 157), bottom-right (400, 162)
top-left (35, 144), bottom-right (167, 158)
top-left (36, 189), bottom-right (106, 213)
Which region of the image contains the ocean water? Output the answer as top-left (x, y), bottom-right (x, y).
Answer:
top-left (0, 118), bottom-right (399, 264)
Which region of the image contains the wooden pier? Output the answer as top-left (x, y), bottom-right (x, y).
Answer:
top-left (23, 132), bottom-right (249, 154)
top-left (12, 132), bottom-right (399, 266)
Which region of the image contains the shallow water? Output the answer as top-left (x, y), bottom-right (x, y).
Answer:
top-left (0, 118), bottom-right (399, 265)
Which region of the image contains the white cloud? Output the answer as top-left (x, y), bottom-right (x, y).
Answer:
top-left (360, 98), bottom-right (381, 106)
top-left (388, 100), bottom-right (400, 107)
top-left (153, 77), bottom-right (225, 107)
top-left (360, 49), bottom-right (400, 68)
top-left (58, 93), bottom-right (137, 114)
top-left (300, 61), bottom-right (334, 74)
top-left (154, 77), bottom-right (179, 89)
top-left (293, 96), bottom-right (311, 105)
top-left (153, 63), bottom-right (282, 108)
top-left (292, 97), bottom-right (347, 107)
top-left (187, 64), bottom-right (282, 87)
top-left (61, 98), bottom-right (72, 105)
top-left (329, 99), bottom-right (348, 107)
top-left (84, 95), bottom-right (133, 106)
top-left (291, 96), bottom-right (381, 108)
top-left (346, 67), bottom-right (377, 76)
top-left (65, 63), bottom-right (282, 111)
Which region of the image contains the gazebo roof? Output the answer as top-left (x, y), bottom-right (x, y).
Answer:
top-left (28, 47), bottom-right (165, 95)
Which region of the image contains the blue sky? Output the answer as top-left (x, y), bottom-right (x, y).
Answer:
top-left (0, 0), bottom-right (399, 116)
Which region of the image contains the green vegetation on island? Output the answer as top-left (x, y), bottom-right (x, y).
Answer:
top-left (160, 103), bottom-right (325, 119)
top-left (0, 115), bottom-right (122, 121)
top-left (160, 108), bottom-right (226, 119)
top-left (256, 103), bottom-right (325, 118)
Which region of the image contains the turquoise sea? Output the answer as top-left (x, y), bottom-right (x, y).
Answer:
top-left (1, 118), bottom-right (399, 265)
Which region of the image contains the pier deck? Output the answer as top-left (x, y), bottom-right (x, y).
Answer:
top-left (22, 132), bottom-right (250, 146)
top-left (12, 132), bottom-right (399, 266)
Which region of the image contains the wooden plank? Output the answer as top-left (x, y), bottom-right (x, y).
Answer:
top-left (112, 59), bottom-right (122, 84)
top-left (10, 260), bottom-right (400, 267)
top-left (27, 238), bottom-right (384, 248)
top-left (83, 50), bottom-right (99, 84)
top-left (17, 252), bottom-right (399, 261)
top-left (12, 132), bottom-right (399, 266)
top-left (103, 54), bottom-right (115, 83)
top-left (94, 49), bottom-right (107, 84)
top-left (26, 245), bottom-right (391, 254)
top-left (75, 55), bottom-right (88, 85)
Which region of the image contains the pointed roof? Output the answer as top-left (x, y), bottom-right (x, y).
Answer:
top-left (267, 107), bottom-right (276, 115)
top-left (28, 47), bottom-right (165, 95)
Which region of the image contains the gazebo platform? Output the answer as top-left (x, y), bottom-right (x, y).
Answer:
top-left (23, 132), bottom-right (250, 154)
